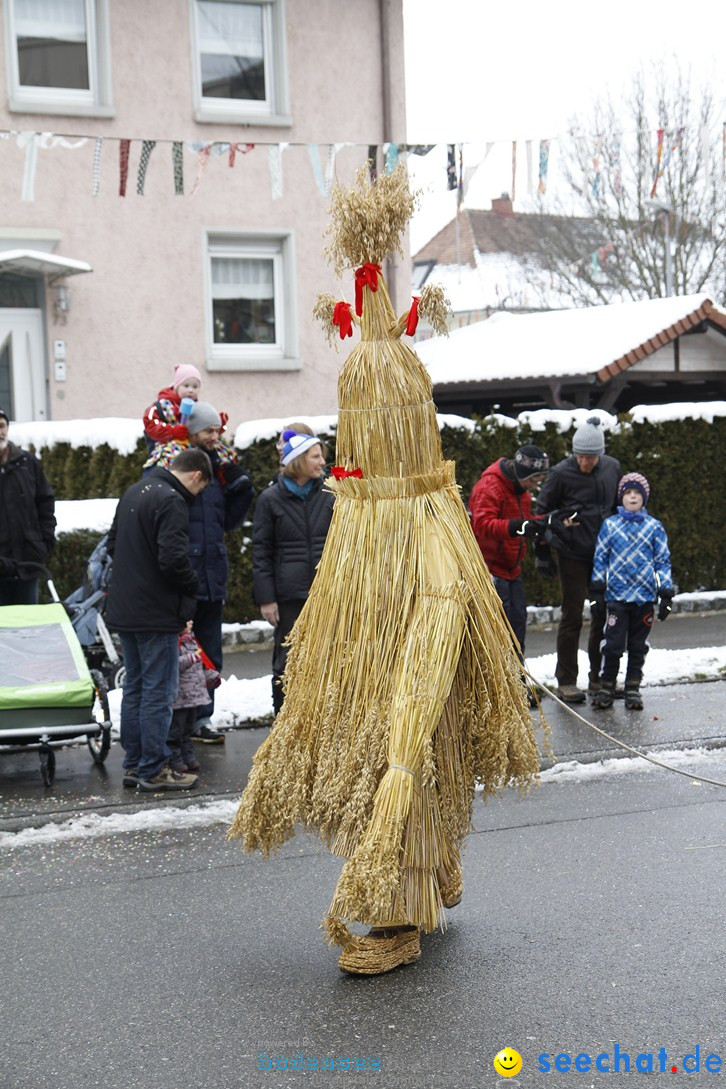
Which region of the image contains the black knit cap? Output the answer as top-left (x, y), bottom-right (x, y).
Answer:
top-left (0, 406), bottom-right (8, 424)
top-left (513, 444), bottom-right (549, 481)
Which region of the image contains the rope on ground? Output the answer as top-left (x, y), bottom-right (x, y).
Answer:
top-left (526, 675), bottom-right (726, 790)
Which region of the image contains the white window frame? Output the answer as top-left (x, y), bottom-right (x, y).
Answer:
top-left (204, 230), bottom-right (300, 372)
top-left (4, 0), bottom-right (113, 117)
top-left (190, 0), bottom-right (291, 127)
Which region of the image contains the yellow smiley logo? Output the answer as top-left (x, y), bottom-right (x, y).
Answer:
top-left (493, 1047), bottom-right (523, 1077)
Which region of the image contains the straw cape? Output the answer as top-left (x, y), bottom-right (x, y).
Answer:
top-left (227, 166), bottom-right (541, 973)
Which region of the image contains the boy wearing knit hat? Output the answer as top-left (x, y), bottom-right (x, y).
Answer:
top-left (535, 415), bottom-right (621, 703)
top-left (469, 444), bottom-right (550, 705)
top-left (589, 472), bottom-right (673, 710)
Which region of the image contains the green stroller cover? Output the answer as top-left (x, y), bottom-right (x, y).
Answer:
top-left (0, 603), bottom-right (95, 721)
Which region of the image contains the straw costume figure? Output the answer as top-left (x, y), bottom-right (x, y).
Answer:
top-left (228, 166), bottom-right (540, 975)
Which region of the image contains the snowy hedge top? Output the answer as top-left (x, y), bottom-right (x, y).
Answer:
top-left (8, 402), bottom-right (726, 456)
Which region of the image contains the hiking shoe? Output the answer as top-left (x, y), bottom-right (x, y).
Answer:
top-left (556, 685), bottom-right (587, 704)
top-left (137, 766), bottom-right (199, 792)
top-left (587, 675), bottom-right (601, 697)
top-left (192, 724), bottom-right (225, 744)
top-left (625, 686), bottom-right (644, 711)
top-left (122, 767), bottom-right (139, 788)
top-left (593, 682), bottom-right (615, 709)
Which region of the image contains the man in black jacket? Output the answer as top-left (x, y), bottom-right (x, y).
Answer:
top-left (106, 447), bottom-right (212, 791)
top-left (0, 407), bottom-right (56, 605)
top-left (535, 416), bottom-right (621, 703)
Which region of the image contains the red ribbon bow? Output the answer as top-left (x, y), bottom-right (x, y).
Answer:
top-left (332, 300), bottom-right (353, 339)
top-left (354, 263), bottom-right (382, 316)
top-left (331, 466), bottom-right (363, 480)
top-left (405, 295), bottom-right (421, 337)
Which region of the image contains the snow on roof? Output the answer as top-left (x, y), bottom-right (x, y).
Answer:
top-left (415, 293), bottom-right (723, 385)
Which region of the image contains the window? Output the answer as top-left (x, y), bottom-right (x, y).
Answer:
top-left (191, 0), bottom-right (290, 125)
top-left (5, 0), bottom-right (113, 116)
top-left (205, 231), bottom-right (299, 371)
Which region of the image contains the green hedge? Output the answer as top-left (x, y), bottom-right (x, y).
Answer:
top-left (35, 414), bottom-right (726, 621)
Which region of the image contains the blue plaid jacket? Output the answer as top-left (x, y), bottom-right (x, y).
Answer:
top-left (592, 508), bottom-right (673, 603)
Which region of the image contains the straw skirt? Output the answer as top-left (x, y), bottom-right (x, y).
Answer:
top-left (228, 461), bottom-right (539, 943)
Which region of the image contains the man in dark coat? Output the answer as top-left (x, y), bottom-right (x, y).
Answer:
top-left (0, 406), bottom-right (56, 605)
top-left (106, 447), bottom-right (212, 791)
top-left (185, 402), bottom-right (255, 741)
top-left (535, 416), bottom-right (621, 703)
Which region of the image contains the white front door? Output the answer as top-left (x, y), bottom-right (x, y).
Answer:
top-left (0, 309), bottom-right (47, 420)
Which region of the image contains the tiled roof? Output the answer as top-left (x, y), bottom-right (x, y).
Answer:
top-left (414, 207), bottom-right (602, 267)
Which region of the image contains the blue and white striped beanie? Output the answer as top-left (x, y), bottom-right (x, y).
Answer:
top-left (281, 432), bottom-right (321, 466)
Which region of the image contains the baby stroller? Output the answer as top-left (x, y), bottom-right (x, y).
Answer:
top-left (0, 567), bottom-right (113, 786)
top-left (63, 534), bottom-right (125, 690)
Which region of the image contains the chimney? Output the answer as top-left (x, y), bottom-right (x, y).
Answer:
top-left (491, 193), bottom-right (513, 217)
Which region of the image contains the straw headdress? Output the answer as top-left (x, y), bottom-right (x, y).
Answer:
top-left (228, 165), bottom-right (540, 951)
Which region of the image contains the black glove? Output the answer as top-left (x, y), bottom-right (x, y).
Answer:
top-left (0, 556), bottom-right (18, 578)
top-left (223, 463), bottom-right (252, 492)
top-left (588, 581), bottom-right (606, 616)
top-left (534, 542), bottom-right (557, 578)
top-left (657, 589), bottom-right (674, 622)
top-left (508, 517), bottom-right (545, 539)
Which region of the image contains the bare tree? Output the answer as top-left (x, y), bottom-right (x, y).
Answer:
top-left (520, 64), bottom-right (726, 306)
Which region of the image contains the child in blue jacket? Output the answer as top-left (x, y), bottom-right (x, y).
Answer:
top-left (589, 472), bottom-right (673, 710)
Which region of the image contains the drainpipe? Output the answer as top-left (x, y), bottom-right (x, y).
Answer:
top-left (380, 0), bottom-right (403, 311)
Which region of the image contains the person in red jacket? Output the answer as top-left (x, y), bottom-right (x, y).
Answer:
top-left (468, 445), bottom-right (550, 688)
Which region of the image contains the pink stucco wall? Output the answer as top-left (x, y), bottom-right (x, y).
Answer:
top-left (0, 0), bottom-right (408, 426)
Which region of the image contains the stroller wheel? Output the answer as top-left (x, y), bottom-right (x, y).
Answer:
top-left (88, 671), bottom-right (112, 765)
top-left (39, 745), bottom-right (56, 787)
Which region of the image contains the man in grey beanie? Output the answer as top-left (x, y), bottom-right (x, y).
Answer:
top-left (535, 416), bottom-right (621, 703)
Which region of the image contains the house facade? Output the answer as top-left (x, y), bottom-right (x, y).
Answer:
top-left (0, 0), bottom-right (407, 424)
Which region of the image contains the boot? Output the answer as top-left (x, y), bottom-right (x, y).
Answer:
top-left (592, 679), bottom-right (615, 709)
top-left (625, 685), bottom-right (643, 711)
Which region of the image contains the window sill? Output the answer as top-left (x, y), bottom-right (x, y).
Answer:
top-left (8, 97), bottom-right (115, 119)
top-left (207, 355), bottom-right (302, 373)
top-left (194, 108), bottom-right (293, 128)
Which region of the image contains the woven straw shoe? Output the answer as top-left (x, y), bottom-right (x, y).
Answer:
top-left (338, 927), bottom-right (420, 975)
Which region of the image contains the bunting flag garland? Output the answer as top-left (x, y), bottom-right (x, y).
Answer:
top-left (1, 125), bottom-right (722, 209)
top-left (172, 141), bottom-right (184, 194)
top-left (650, 128), bottom-right (665, 198)
top-left (446, 144), bottom-right (456, 190)
top-left (92, 137), bottom-right (103, 196)
top-left (188, 143), bottom-right (211, 196)
top-left (136, 139), bottom-right (156, 195)
top-left (268, 142), bottom-right (288, 199)
top-left (608, 138), bottom-right (621, 195)
top-left (384, 142), bottom-right (399, 175)
top-left (537, 138), bottom-right (550, 194)
top-left (457, 144), bottom-right (463, 207)
top-left (591, 136), bottom-right (603, 197)
top-left (307, 143), bottom-right (327, 196)
top-left (119, 138), bottom-right (131, 196)
top-left (650, 128), bottom-right (684, 197)
top-left (367, 144), bottom-right (378, 182)
top-left (19, 132), bottom-right (38, 202)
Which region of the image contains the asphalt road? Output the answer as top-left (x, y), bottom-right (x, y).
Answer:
top-left (2, 751), bottom-right (725, 1089)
